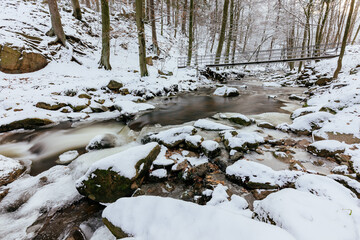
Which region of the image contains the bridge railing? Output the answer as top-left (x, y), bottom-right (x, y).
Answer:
top-left (178, 43), bottom-right (340, 68)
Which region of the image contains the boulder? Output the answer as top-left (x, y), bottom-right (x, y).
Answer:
top-left (185, 135), bottom-right (203, 149)
top-left (219, 113), bottom-right (253, 126)
top-left (0, 155), bottom-right (26, 186)
top-left (221, 130), bottom-right (264, 152)
top-left (194, 119), bottom-right (234, 131)
top-left (0, 45), bottom-right (48, 74)
top-left (36, 102), bottom-right (67, 111)
top-left (0, 118), bottom-right (53, 132)
top-left (201, 140), bottom-right (221, 158)
top-left (107, 80), bottom-right (123, 91)
top-left (257, 122), bottom-right (275, 130)
top-left (86, 133), bottom-right (118, 151)
top-left (213, 86), bottom-right (239, 97)
top-left (307, 140), bottom-right (346, 158)
top-left (143, 126), bottom-right (197, 148)
top-left (76, 143), bottom-right (161, 203)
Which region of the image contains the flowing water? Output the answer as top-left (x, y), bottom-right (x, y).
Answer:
top-left (0, 77), bottom-right (305, 176)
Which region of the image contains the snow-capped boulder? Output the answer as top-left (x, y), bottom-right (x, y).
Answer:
top-left (194, 119), bottom-right (234, 131)
top-left (307, 140), bottom-right (346, 158)
top-left (219, 113), bottom-right (254, 126)
top-left (0, 155), bottom-right (26, 186)
top-left (185, 135), bottom-right (203, 149)
top-left (254, 188), bottom-right (360, 240)
top-left (76, 143), bottom-right (161, 203)
top-left (143, 126), bottom-right (197, 148)
top-left (86, 133), bottom-right (118, 151)
top-left (221, 130), bottom-right (264, 152)
top-left (213, 86), bottom-right (239, 97)
top-left (201, 140), bottom-right (220, 158)
top-left (226, 160), bottom-right (303, 189)
top-left (288, 112), bottom-right (334, 135)
top-left (102, 196), bottom-right (296, 240)
top-left (56, 150), bottom-right (79, 164)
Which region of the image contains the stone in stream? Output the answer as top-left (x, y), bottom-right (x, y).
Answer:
top-left (221, 130), bottom-right (264, 152)
top-left (185, 135), bottom-right (203, 149)
top-left (213, 86), bottom-right (239, 97)
top-left (307, 140), bottom-right (346, 158)
top-left (36, 102), bottom-right (67, 111)
top-left (0, 118), bottom-right (54, 132)
top-left (218, 113), bottom-right (254, 126)
top-left (76, 143), bottom-right (161, 203)
top-left (201, 140), bottom-right (221, 159)
top-left (257, 122), bottom-right (276, 130)
top-left (86, 133), bottom-right (118, 151)
top-left (143, 126), bottom-right (197, 148)
top-left (0, 155), bottom-right (26, 186)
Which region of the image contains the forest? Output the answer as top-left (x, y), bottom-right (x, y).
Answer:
top-left (0, 0), bottom-right (360, 239)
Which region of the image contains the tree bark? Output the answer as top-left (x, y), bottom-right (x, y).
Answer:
top-left (181, 0), bottom-right (187, 34)
top-left (333, 0), bottom-right (356, 79)
top-left (135, 0), bottom-right (149, 76)
top-left (149, 0), bottom-right (159, 55)
top-left (99, 0), bottom-right (112, 70)
top-left (71, 0), bottom-right (82, 21)
top-left (166, 0), bottom-right (171, 25)
top-left (215, 0), bottom-right (229, 65)
top-left (224, 0), bottom-right (234, 64)
top-left (48, 0), bottom-right (66, 46)
top-left (187, 0), bottom-right (194, 66)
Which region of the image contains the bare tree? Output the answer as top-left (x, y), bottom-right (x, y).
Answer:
top-left (48, 0), bottom-right (66, 46)
top-left (135, 0), bottom-right (149, 76)
top-left (99, 0), bottom-right (112, 70)
top-left (187, 0), bottom-right (194, 66)
top-left (215, 0), bottom-right (229, 65)
top-left (71, 0), bottom-right (82, 21)
top-left (333, 0), bottom-right (356, 79)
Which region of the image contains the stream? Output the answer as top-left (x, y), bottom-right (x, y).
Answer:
top-left (0, 77), bottom-right (306, 176)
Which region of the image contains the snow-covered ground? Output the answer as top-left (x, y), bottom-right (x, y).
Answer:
top-left (1, 0), bottom-right (360, 239)
top-left (0, 0), bottom-right (211, 129)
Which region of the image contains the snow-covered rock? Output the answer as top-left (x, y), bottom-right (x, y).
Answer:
top-left (144, 126), bottom-right (197, 148)
top-left (213, 86), bottom-right (239, 97)
top-left (86, 133), bottom-right (118, 151)
top-left (221, 130), bottom-right (264, 151)
top-left (194, 119), bottom-right (234, 131)
top-left (288, 112), bottom-right (334, 134)
top-left (76, 143), bottom-right (161, 202)
top-left (115, 101), bottom-right (155, 116)
top-left (201, 140), bottom-right (220, 158)
top-left (0, 155), bottom-right (26, 186)
top-left (185, 135), bottom-right (203, 149)
top-left (254, 188), bottom-right (360, 240)
top-left (226, 160), bottom-right (303, 189)
top-left (102, 196), bottom-right (296, 240)
top-left (307, 140), bottom-right (347, 157)
top-left (219, 112), bottom-right (253, 126)
top-left (56, 150), bottom-right (79, 164)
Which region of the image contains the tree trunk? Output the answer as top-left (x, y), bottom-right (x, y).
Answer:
top-left (161, 0), bottom-right (164, 35)
top-left (187, 0), bottom-right (194, 66)
top-left (48, 0), bottom-right (66, 46)
top-left (351, 23), bottom-right (360, 44)
top-left (181, 0), bottom-right (187, 34)
top-left (135, 0), bottom-right (149, 76)
top-left (99, 0), bottom-right (112, 70)
top-left (149, 0), bottom-right (159, 55)
top-left (166, 0), bottom-right (171, 25)
top-left (333, 0), bottom-right (356, 79)
top-left (71, 0), bottom-right (82, 20)
top-left (85, 0), bottom-right (91, 8)
top-left (298, 0), bottom-right (313, 72)
top-left (224, 0), bottom-right (234, 64)
top-left (215, 0), bottom-right (229, 65)
top-left (94, 0), bottom-right (100, 12)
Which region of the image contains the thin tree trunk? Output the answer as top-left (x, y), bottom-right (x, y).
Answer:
top-left (99, 0), bottom-right (111, 70)
top-left (351, 23), bottom-right (360, 44)
top-left (225, 0), bottom-right (234, 64)
top-left (187, 0), bottom-right (194, 66)
top-left (149, 0), bottom-right (159, 55)
top-left (135, 0), bottom-right (148, 76)
top-left (71, 0), bottom-right (82, 21)
top-left (161, 0), bottom-right (164, 35)
top-left (174, 0), bottom-right (179, 38)
top-left (48, 0), bottom-right (66, 46)
top-left (166, 0), bottom-right (171, 25)
top-left (94, 0), bottom-right (100, 12)
top-left (215, 0), bottom-right (229, 65)
top-left (334, 0), bottom-right (356, 79)
top-left (85, 0), bottom-right (91, 8)
top-left (298, 0), bottom-right (313, 72)
top-left (181, 0), bottom-right (187, 34)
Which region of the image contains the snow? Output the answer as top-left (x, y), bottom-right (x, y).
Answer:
top-left (263, 82), bottom-right (282, 87)
top-left (103, 196), bottom-right (296, 240)
top-left (152, 146), bottom-right (174, 166)
top-left (309, 140), bottom-right (347, 152)
top-left (58, 150), bottom-right (79, 163)
top-left (194, 119), bottom-right (234, 131)
top-left (254, 188), bottom-right (360, 240)
top-left (289, 112), bottom-right (334, 132)
top-left (219, 112), bottom-right (251, 123)
top-left (76, 142), bottom-right (159, 184)
top-left (185, 135), bottom-right (203, 146)
top-left (115, 101), bottom-right (155, 116)
top-left (0, 154), bottom-right (23, 180)
top-left (150, 169), bottom-right (167, 178)
top-left (329, 174), bottom-right (360, 196)
top-left (201, 140), bottom-right (219, 152)
top-left (221, 130), bottom-right (264, 150)
top-left (213, 86), bottom-right (239, 96)
top-left (206, 184), bottom-right (229, 206)
top-left (226, 160), bottom-right (303, 187)
top-left (148, 126), bottom-right (196, 146)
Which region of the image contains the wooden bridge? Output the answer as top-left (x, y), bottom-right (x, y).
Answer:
top-left (177, 43), bottom-right (340, 68)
